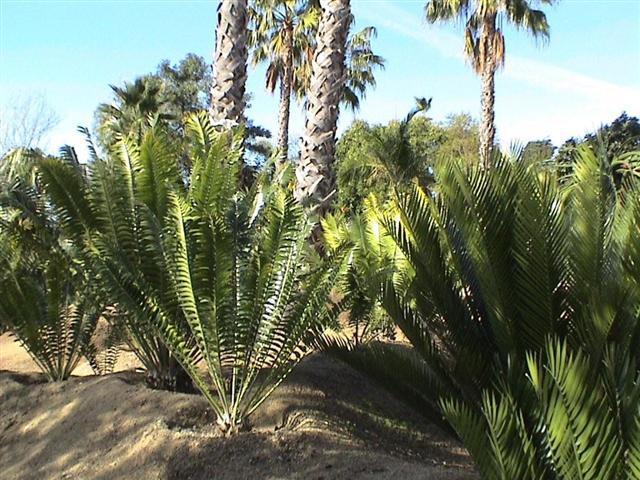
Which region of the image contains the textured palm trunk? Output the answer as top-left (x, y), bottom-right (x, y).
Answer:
top-left (479, 65), bottom-right (496, 166)
top-left (294, 0), bottom-right (351, 214)
top-left (209, 0), bottom-right (249, 126)
top-left (277, 25), bottom-right (294, 162)
top-left (479, 18), bottom-right (497, 166)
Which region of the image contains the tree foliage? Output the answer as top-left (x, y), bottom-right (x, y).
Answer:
top-left (555, 112), bottom-right (640, 186)
top-left (335, 111), bottom-right (480, 214)
top-left (95, 54), bottom-right (272, 167)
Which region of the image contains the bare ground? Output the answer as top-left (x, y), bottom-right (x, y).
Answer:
top-left (0, 334), bottom-right (477, 479)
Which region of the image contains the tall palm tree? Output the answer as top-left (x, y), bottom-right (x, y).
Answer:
top-left (209, 0), bottom-right (249, 125)
top-left (295, 0), bottom-right (352, 214)
top-left (249, 0), bottom-right (319, 162)
top-left (425, 0), bottom-right (553, 164)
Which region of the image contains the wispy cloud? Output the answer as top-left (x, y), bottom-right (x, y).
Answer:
top-left (357, 1), bottom-right (640, 143)
top-left (360, 1), bottom-right (639, 101)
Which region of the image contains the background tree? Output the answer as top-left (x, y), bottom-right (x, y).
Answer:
top-left (296, 25), bottom-right (386, 111)
top-left (156, 53), bottom-right (212, 131)
top-left (436, 113), bottom-right (480, 162)
top-left (554, 112), bottom-right (640, 184)
top-left (585, 112), bottom-right (640, 161)
top-left (96, 76), bottom-right (169, 148)
top-left (249, 2), bottom-right (384, 163)
top-left (0, 94), bottom-right (59, 155)
top-left (209, 0), bottom-right (249, 125)
top-left (335, 110), bottom-right (481, 214)
top-left (522, 138), bottom-right (555, 163)
top-left (249, 0), bottom-right (319, 161)
top-left (425, 0), bottom-right (553, 164)
top-left (96, 55), bottom-right (212, 149)
top-left (95, 56), bottom-right (271, 167)
top-left (295, 0), bottom-right (352, 214)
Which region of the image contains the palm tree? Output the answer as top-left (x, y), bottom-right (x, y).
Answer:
top-left (209, 0), bottom-right (249, 126)
top-left (296, 25), bottom-right (386, 113)
top-left (249, 0), bottom-right (319, 162)
top-left (425, 0), bottom-right (553, 164)
top-left (295, 0), bottom-right (352, 214)
top-left (96, 77), bottom-right (169, 148)
top-left (340, 26), bottom-right (385, 111)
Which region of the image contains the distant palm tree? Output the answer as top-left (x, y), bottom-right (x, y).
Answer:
top-left (249, 0), bottom-right (319, 161)
top-left (296, 25), bottom-right (386, 112)
top-left (294, 0), bottom-right (352, 214)
top-left (340, 26), bottom-right (385, 111)
top-left (209, 0), bottom-right (249, 125)
top-left (96, 77), bottom-right (169, 147)
top-left (425, 0), bottom-right (553, 164)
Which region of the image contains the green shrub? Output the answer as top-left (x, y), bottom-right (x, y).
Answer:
top-left (329, 147), bottom-right (640, 477)
top-left (0, 245), bottom-right (102, 381)
top-left (41, 112), bottom-right (349, 429)
top-left (0, 149), bottom-right (105, 381)
top-left (39, 121), bottom-right (196, 390)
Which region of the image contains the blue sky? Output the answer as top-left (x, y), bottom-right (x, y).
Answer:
top-left (1, 0), bottom-right (639, 160)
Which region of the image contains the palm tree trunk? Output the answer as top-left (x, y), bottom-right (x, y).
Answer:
top-left (294, 0), bottom-right (351, 214)
top-left (277, 26), bottom-right (294, 162)
top-left (209, 0), bottom-right (249, 126)
top-left (479, 17), bottom-right (497, 166)
top-left (479, 64), bottom-right (496, 165)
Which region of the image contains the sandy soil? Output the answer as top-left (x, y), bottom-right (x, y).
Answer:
top-left (0, 332), bottom-right (141, 376)
top-left (0, 334), bottom-right (478, 480)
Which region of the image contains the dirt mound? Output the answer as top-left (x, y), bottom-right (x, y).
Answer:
top-left (0, 347), bottom-right (477, 479)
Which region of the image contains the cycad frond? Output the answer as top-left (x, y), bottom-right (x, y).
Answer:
top-left (329, 142), bottom-right (639, 477)
top-left (41, 111), bottom-right (349, 427)
top-left (0, 253), bottom-right (100, 381)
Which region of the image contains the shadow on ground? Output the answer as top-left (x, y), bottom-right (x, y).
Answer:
top-left (0, 354), bottom-right (477, 480)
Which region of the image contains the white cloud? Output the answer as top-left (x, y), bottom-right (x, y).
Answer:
top-left (358, 1), bottom-right (640, 144)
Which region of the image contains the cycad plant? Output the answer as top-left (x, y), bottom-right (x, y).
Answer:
top-left (41, 112), bottom-right (349, 430)
top-left (330, 146), bottom-right (640, 477)
top-left (0, 249), bottom-right (102, 381)
top-left (0, 149), bottom-right (103, 381)
top-left (442, 338), bottom-right (640, 479)
top-left (322, 196), bottom-right (404, 345)
top-left (40, 121), bottom-right (192, 389)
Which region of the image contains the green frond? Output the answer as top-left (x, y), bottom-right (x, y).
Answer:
top-left (38, 157), bottom-right (95, 240)
top-left (41, 114), bottom-right (348, 427)
top-left (0, 252), bottom-right (99, 381)
top-left (530, 339), bottom-right (623, 479)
